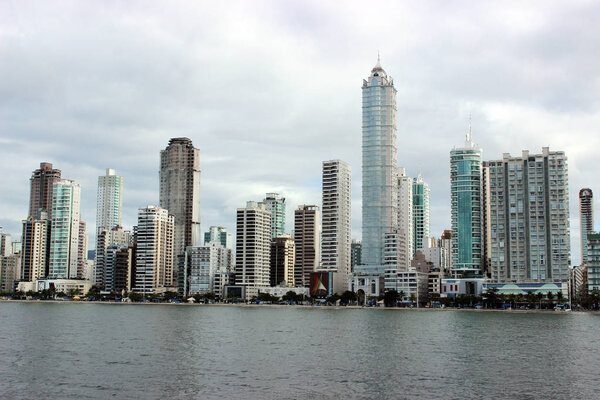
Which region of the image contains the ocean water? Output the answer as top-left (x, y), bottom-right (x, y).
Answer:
top-left (0, 302), bottom-right (598, 399)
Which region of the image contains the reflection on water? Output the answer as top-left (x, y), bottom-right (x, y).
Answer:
top-left (0, 303), bottom-right (598, 399)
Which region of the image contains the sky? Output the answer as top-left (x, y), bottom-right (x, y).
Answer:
top-left (1, 0), bottom-right (599, 265)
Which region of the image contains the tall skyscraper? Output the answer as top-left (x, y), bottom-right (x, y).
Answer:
top-left (204, 226), bottom-right (233, 249)
top-left (235, 201), bottom-right (271, 287)
top-left (28, 162), bottom-right (61, 218)
top-left (488, 148), bottom-right (570, 283)
top-left (579, 188), bottom-right (594, 266)
top-left (134, 206), bottom-right (175, 294)
top-left (294, 205), bottom-right (320, 287)
top-left (21, 212), bottom-right (49, 281)
top-left (361, 56), bottom-right (398, 274)
top-left (398, 168), bottom-right (414, 265)
top-left (159, 138), bottom-right (201, 259)
top-left (263, 193), bottom-right (286, 238)
top-left (450, 124), bottom-right (483, 276)
top-left (96, 168), bottom-right (123, 233)
top-left (413, 174), bottom-right (430, 255)
top-left (270, 235), bottom-right (295, 287)
top-left (321, 160), bottom-right (352, 294)
top-left (48, 180), bottom-right (82, 279)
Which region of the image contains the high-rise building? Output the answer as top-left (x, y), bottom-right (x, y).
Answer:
top-left (398, 168), bottom-right (414, 264)
top-left (580, 188), bottom-right (594, 266)
top-left (450, 125), bottom-right (483, 276)
top-left (440, 230), bottom-right (453, 272)
top-left (204, 226), bottom-right (233, 249)
top-left (383, 229), bottom-right (408, 271)
top-left (294, 205), bottom-right (320, 287)
top-left (104, 245), bottom-right (134, 293)
top-left (0, 254), bottom-right (21, 292)
top-left (235, 201), bottom-right (272, 288)
top-left (587, 233), bottom-right (600, 292)
top-left (134, 206), bottom-right (175, 294)
top-left (159, 138), bottom-right (201, 259)
top-left (481, 162), bottom-right (492, 276)
top-left (263, 193), bottom-right (286, 239)
top-left (321, 160), bottom-right (352, 294)
top-left (351, 240), bottom-right (362, 269)
top-left (48, 180), bottom-right (82, 279)
top-left (487, 148), bottom-right (570, 283)
top-left (95, 168), bottom-right (123, 254)
top-left (186, 242), bottom-right (232, 295)
top-left (95, 226), bottom-right (132, 288)
top-left (28, 162), bottom-right (61, 218)
top-left (413, 174), bottom-right (430, 255)
top-left (77, 221), bottom-right (87, 279)
top-left (21, 212), bottom-right (50, 281)
top-left (361, 56), bottom-right (398, 273)
top-left (270, 235), bottom-right (295, 287)
top-left (0, 228), bottom-right (11, 257)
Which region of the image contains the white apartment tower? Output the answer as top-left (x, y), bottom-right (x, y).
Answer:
top-left (235, 201), bottom-right (272, 287)
top-left (48, 180), bottom-right (82, 279)
top-left (96, 168), bottom-right (123, 234)
top-left (487, 148), bottom-right (570, 283)
top-left (398, 168), bottom-right (414, 265)
top-left (321, 160), bottom-right (352, 294)
top-left (134, 206), bottom-right (175, 293)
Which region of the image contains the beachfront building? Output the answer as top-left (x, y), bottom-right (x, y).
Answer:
top-left (361, 56), bottom-right (398, 274)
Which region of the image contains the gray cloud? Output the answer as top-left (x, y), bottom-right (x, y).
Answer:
top-left (1, 0), bottom-right (599, 265)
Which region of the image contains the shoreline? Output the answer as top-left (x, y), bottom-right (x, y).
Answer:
top-left (1, 299), bottom-right (597, 314)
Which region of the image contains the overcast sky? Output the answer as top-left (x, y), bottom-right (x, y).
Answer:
top-left (1, 0), bottom-right (599, 264)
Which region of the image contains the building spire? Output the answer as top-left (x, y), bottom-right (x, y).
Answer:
top-left (465, 114), bottom-right (473, 147)
top-left (376, 50), bottom-right (381, 68)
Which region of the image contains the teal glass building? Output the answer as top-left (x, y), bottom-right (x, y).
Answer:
top-left (360, 57), bottom-right (398, 273)
top-left (450, 126), bottom-right (482, 275)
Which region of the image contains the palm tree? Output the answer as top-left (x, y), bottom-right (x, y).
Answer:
top-left (546, 291), bottom-right (554, 309)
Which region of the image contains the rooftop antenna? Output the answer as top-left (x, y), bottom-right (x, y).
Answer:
top-left (466, 113), bottom-right (473, 146)
top-left (376, 50), bottom-right (381, 67)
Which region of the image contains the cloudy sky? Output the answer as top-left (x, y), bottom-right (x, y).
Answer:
top-left (1, 0), bottom-right (599, 264)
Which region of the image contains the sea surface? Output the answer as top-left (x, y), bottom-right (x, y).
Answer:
top-left (0, 302), bottom-right (599, 399)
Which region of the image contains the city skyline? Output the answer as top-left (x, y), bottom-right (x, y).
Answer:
top-left (2, 1), bottom-right (600, 265)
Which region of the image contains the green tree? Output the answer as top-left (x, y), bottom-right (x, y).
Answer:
top-left (340, 290), bottom-right (357, 305)
top-left (409, 292), bottom-right (417, 306)
top-left (128, 291), bottom-right (142, 302)
top-left (383, 290), bottom-right (399, 307)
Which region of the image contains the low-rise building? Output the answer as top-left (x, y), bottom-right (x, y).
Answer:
top-left (384, 268), bottom-right (429, 306)
top-left (18, 279), bottom-right (92, 296)
top-left (349, 273), bottom-right (384, 301)
top-left (442, 278), bottom-right (485, 298)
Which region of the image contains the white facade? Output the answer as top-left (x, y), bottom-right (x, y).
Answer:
top-left (421, 237), bottom-right (442, 270)
top-left (235, 201), bottom-right (272, 287)
top-left (383, 229), bottom-right (408, 271)
top-left (398, 168), bottom-right (414, 263)
top-left (48, 180), bottom-right (81, 279)
top-left (321, 160), bottom-right (352, 294)
top-left (134, 206), bottom-right (175, 294)
top-left (186, 242), bottom-right (233, 295)
top-left (384, 268), bottom-right (429, 305)
top-left (487, 148), bottom-right (570, 283)
top-left (96, 168), bottom-right (123, 236)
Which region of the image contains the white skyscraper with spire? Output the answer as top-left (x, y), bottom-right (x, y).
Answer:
top-left (360, 56), bottom-right (398, 274)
